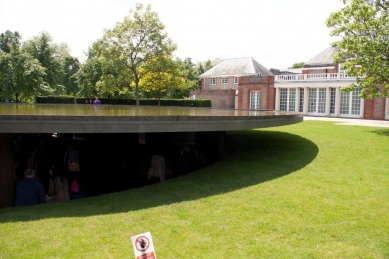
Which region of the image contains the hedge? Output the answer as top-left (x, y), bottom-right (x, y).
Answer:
top-left (36, 96), bottom-right (211, 107)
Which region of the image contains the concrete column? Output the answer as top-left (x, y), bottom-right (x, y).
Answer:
top-left (325, 87), bottom-right (331, 116)
top-left (303, 87), bottom-right (309, 115)
top-left (295, 88), bottom-right (300, 112)
top-left (275, 87), bottom-right (280, 110)
top-left (335, 87), bottom-right (341, 117)
top-left (0, 134), bottom-right (15, 208)
top-left (360, 98), bottom-right (365, 118)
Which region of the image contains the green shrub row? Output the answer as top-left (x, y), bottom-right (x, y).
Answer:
top-left (36, 96), bottom-right (211, 107)
top-left (36, 96), bottom-right (75, 104)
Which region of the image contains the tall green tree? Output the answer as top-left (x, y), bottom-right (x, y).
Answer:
top-left (22, 32), bottom-right (64, 93)
top-left (0, 30), bottom-right (21, 53)
top-left (74, 41), bottom-right (103, 98)
top-left (55, 43), bottom-right (80, 96)
top-left (97, 3), bottom-right (177, 104)
top-left (327, 0), bottom-right (389, 98)
top-left (163, 58), bottom-right (200, 99)
top-left (138, 56), bottom-right (185, 105)
top-left (0, 40), bottom-right (48, 102)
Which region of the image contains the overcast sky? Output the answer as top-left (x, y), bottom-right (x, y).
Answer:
top-left (0, 0), bottom-right (344, 69)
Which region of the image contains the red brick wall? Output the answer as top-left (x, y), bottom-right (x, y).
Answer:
top-left (364, 97), bottom-right (385, 120)
top-left (190, 89), bottom-right (236, 108)
top-left (197, 76), bottom-right (276, 110)
top-left (237, 76), bottom-right (275, 110)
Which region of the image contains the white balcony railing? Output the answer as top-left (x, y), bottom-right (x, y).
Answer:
top-left (275, 73), bottom-right (356, 82)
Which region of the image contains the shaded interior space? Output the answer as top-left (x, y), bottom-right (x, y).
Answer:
top-left (0, 104), bottom-right (302, 208)
top-left (8, 130), bottom-right (235, 204)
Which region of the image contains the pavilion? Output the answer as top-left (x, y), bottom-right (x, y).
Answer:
top-left (0, 103), bottom-right (302, 208)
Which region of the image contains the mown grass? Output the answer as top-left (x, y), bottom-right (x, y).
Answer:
top-left (0, 121), bottom-right (388, 258)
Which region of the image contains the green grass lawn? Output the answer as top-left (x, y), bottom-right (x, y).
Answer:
top-left (1, 121), bottom-right (388, 258)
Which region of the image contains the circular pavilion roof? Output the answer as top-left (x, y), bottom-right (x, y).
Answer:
top-left (0, 104), bottom-right (302, 133)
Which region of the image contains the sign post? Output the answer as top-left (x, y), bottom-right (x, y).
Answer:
top-left (131, 232), bottom-right (157, 259)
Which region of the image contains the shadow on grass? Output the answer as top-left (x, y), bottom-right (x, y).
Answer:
top-left (370, 128), bottom-right (389, 137)
top-left (0, 129), bottom-right (318, 222)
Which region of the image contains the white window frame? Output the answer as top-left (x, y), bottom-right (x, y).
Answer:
top-left (340, 89), bottom-right (362, 117)
top-left (250, 91), bottom-right (261, 110)
top-left (234, 77), bottom-right (239, 84)
top-left (308, 88), bottom-right (326, 115)
top-left (279, 88), bottom-right (296, 111)
top-left (386, 97), bottom-right (389, 120)
top-left (222, 77), bottom-right (228, 84)
top-left (210, 77), bottom-right (216, 85)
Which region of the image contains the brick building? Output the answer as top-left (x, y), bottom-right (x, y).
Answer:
top-left (274, 47), bottom-right (389, 120)
top-left (192, 48), bottom-right (389, 120)
top-left (191, 57), bottom-right (275, 110)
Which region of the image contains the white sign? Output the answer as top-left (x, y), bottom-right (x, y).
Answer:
top-left (131, 232), bottom-right (157, 259)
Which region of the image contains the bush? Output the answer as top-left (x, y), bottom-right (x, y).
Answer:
top-left (36, 96), bottom-right (75, 104)
top-left (37, 96), bottom-right (212, 107)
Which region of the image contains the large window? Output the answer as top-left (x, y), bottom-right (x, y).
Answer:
top-left (340, 89), bottom-right (362, 116)
top-left (340, 91), bottom-right (350, 114)
top-left (308, 88), bottom-right (326, 114)
top-left (210, 78), bottom-right (216, 85)
top-left (289, 89), bottom-right (296, 111)
top-left (280, 88), bottom-right (296, 111)
top-left (318, 88), bottom-right (326, 113)
top-left (330, 88), bottom-right (336, 114)
top-left (250, 91), bottom-right (261, 110)
top-left (280, 89), bottom-right (288, 111)
top-left (308, 89), bottom-right (317, 113)
top-left (299, 88), bottom-right (304, 112)
top-left (222, 77), bottom-right (228, 84)
top-left (351, 89), bottom-right (361, 115)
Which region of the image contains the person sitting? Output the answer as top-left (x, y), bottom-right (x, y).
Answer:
top-left (46, 166), bottom-right (69, 202)
top-left (147, 150), bottom-right (166, 183)
top-left (14, 169), bottom-right (46, 206)
top-left (67, 161), bottom-right (84, 200)
top-left (93, 97), bottom-right (101, 105)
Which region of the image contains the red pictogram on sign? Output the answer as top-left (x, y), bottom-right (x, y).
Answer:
top-left (135, 236), bottom-right (150, 252)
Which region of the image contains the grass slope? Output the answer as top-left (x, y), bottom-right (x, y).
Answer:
top-left (0, 121), bottom-right (388, 258)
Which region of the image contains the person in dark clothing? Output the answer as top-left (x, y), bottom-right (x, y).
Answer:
top-left (14, 169), bottom-right (46, 206)
top-left (67, 161), bottom-right (84, 200)
top-left (183, 145), bottom-right (197, 173)
top-left (193, 147), bottom-right (206, 170)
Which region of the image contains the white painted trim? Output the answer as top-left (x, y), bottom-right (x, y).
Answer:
top-left (325, 87), bottom-right (331, 116)
top-left (386, 98), bottom-right (389, 120)
top-left (302, 66), bottom-right (335, 70)
top-left (275, 81), bottom-right (354, 88)
top-left (303, 87), bottom-right (309, 115)
top-left (275, 88), bottom-right (280, 110)
top-left (295, 88), bottom-right (300, 112)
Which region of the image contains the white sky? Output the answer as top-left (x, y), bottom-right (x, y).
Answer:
top-left (0, 0), bottom-right (344, 69)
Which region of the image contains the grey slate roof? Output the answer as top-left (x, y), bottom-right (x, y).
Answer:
top-left (199, 57), bottom-right (273, 78)
top-left (279, 68), bottom-right (303, 74)
top-left (304, 47), bottom-right (337, 67)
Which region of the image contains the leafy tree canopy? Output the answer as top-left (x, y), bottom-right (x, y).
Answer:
top-left (22, 32), bottom-right (64, 92)
top-left (96, 3), bottom-right (177, 104)
top-left (0, 39), bottom-right (48, 102)
top-left (0, 30), bottom-right (21, 53)
top-left (288, 62), bottom-right (304, 69)
top-left (327, 0), bottom-right (389, 98)
top-left (138, 56), bottom-right (185, 104)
